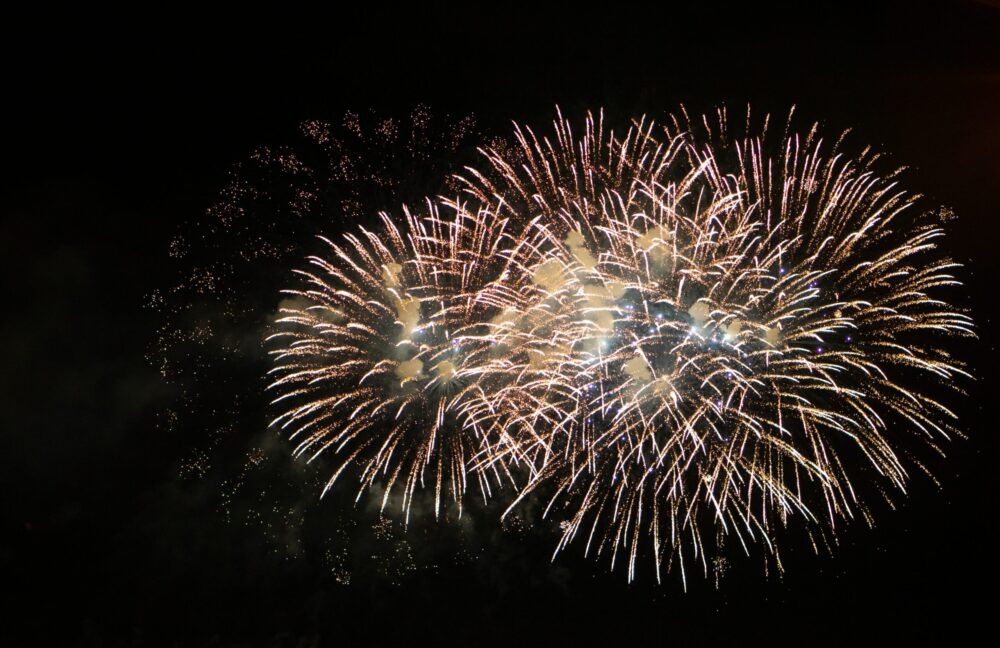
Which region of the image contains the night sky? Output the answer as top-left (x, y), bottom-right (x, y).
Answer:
top-left (4, 2), bottom-right (1000, 645)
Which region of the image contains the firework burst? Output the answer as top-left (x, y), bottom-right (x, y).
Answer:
top-left (267, 199), bottom-right (524, 519)
top-left (268, 107), bottom-right (973, 585)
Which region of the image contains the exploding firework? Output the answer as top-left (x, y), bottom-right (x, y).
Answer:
top-left (268, 107), bottom-right (973, 585)
top-left (267, 199), bottom-right (526, 519)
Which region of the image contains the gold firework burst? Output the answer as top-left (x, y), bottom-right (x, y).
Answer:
top-left (268, 107), bottom-right (974, 586)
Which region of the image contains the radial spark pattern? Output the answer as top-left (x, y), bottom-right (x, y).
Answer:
top-left (268, 201), bottom-right (520, 519)
top-left (268, 108), bottom-right (973, 585)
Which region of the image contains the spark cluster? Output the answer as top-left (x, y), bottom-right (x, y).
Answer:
top-left (268, 107), bottom-right (973, 585)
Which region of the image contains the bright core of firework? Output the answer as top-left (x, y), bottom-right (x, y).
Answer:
top-left (267, 107), bottom-right (974, 586)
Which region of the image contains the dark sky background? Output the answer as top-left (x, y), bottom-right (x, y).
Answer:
top-left (3, 2), bottom-right (999, 645)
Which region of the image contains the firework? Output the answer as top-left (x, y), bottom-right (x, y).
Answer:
top-left (459, 108), bottom-right (973, 585)
top-left (269, 107), bottom-right (973, 585)
top-left (267, 199), bottom-right (525, 519)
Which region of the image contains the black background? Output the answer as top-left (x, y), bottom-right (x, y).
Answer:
top-left (3, 2), bottom-right (999, 644)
